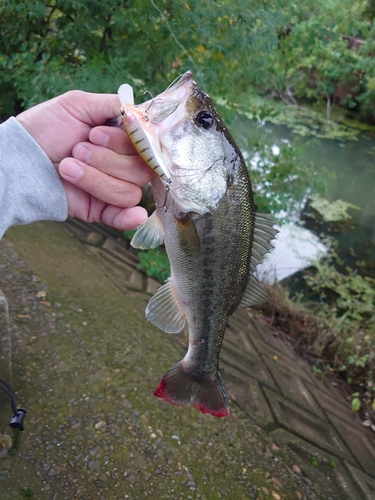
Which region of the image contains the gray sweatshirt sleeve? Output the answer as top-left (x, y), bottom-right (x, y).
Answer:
top-left (0, 117), bottom-right (68, 239)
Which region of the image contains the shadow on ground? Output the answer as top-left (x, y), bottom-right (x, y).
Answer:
top-left (0, 220), bottom-right (374, 499)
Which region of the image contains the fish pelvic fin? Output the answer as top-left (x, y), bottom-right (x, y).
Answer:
top-left (154, 361), bottom-right (229, 418)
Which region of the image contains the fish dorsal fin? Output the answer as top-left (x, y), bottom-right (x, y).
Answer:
top-left (239, 213), bottom-right (278, 308)
top-left (131, 211), bottom-right (164, 249)
top-left (146, 278), bottom-right (186, 333)
top-left (250, 213), bottom-right (278, 271)
top-left (239, 274), bottom-right (270, 307)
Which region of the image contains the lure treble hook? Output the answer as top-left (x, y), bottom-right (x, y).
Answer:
top-left (142, 90), bottom-right (154, 121)
top-left (156, 179), bottom-right (174, 212)
top-left (142, 91), bottom-right (164, 122)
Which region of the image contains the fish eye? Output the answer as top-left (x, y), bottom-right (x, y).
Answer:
top-left (195, 111), bottom-right (214, 130)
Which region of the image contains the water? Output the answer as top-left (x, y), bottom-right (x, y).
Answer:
top-left (231, 116), bottom-right (375, 280)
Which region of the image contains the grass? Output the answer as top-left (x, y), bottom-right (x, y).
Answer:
top-left (253, 268), bottom-right (375, 422)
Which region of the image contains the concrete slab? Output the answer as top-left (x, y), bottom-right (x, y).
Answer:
top-left (220, 345), bottom-right (278, 391)
top-left (0, 222), bottom-right (318, 499)
top-left (344, 462), bottom-right (375, 498)
top-left (222, 369), bottom-right (275, 428)
top-left (248, 316), bottom-right (295, 356)
top-left (225, 319), bottom-right (259, 357)
top-left (262, 357), bottom-right (327, 419)
top-left (263, 387), bottom-right (357, 464)
top-left (306, 380), bottom-right (354, 418)
top-left (262, 350), bottom-right (319, 392)
top-left (326, 412), bottom-right (375, 478)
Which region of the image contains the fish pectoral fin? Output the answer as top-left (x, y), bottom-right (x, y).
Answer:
top-left (239, 274), bottom-right (270, 307)
top-left (131, 211), bottom-right (164, 249)
top-left (250, 213), bottom-right (279, 271)
top-left (146, 278), bottom-right (185, 333)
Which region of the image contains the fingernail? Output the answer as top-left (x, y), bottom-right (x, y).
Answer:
top-left (91, 129), bottom-right (109, 147)
top-left (60, 161), bottom-right (83, 180)
top-left (74, 144), bottom-right (90, 162)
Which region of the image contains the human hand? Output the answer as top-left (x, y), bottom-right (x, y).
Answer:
top-left (16, 91), bottom-right (151, 230)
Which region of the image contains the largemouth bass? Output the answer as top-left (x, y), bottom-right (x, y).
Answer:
top-left (119, 72), bottom-right (277, 417)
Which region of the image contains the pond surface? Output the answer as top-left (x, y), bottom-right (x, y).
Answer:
top-left (231, 117), bottom-right (375, 279)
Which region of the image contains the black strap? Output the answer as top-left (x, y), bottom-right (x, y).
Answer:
top-left (0, 378), bottom-right (26, 431)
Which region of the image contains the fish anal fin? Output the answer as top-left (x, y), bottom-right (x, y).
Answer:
top-left (146, 278), bottom-right (185, 333)
top-left (239, 274), bottom-right (270, 307)
top-left (131, 211), bottom-right (164, 249)
top-left (154, 361), bottom-right (229, 418)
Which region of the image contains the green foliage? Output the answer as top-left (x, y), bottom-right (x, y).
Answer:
top-left (137, 247), bottom-right (170, 283)
top-left (301, 249), bottom-right (375, 388)
top-left (329, 458), bottom-right (337, 468)
top-left (351, 393), bottom-right (361, 412)
top-left (308, 195), bottom-right (360, 223)
top-left (20, 488), bottom-right (34, 499)
top-left (2, 0), bottom-right (375, 129)
top-left (123, 229), bottom-right (170, 283)
top-left (0, 0), bottom-right (285, 115)
top-left (123, 229), bottom-right (137, 241)
top-left (364, 0), bottom-right (375, 20)
top-left (268, 1), bottom-right (375, 122)
top-left (310, 456), bottom-right (320, 467)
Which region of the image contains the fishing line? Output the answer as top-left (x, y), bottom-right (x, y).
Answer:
top-left (150, 0), bottom-right (203, 83)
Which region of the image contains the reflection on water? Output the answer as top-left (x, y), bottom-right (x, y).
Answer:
top-left (256, 222), bottom-right (327, 284)
top-left (231, 117), bottom-right (375, 280)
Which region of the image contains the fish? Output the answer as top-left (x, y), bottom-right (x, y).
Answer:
top-left (119, 71), bottom-right (278, 417)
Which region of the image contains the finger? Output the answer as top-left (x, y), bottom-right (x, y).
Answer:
top-left (89, 126), bottom-right (138, 155)
top-left (62, 178), bottom-right (148, 229)
top-left (72, 142), bottom-right (152, 186)
top-left (101, 205), bottom-right (148, 230)
top-left (58, 91), bottom-right (122, 125)
top-left (59, 158), bottom-right (143, 208)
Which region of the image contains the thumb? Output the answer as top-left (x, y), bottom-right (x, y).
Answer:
top-left (58, 91), bottom-right (122, 126)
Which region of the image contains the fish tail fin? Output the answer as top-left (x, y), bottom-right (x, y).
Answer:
top-left (153, 361), bottom-right (229, 418)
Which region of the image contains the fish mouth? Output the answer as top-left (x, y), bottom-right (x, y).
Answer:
top-left (137, 71), bottom-right (195, 125)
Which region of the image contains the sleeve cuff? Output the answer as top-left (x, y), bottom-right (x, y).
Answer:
top-left (0, 117), bottom-right (68, 238)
